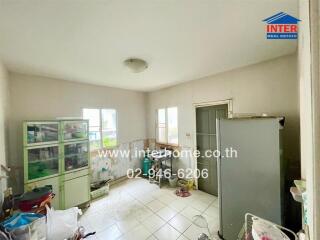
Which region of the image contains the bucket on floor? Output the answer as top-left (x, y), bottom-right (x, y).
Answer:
top-left (169, 176), bottom-right (178, 188)
top-left (186, 178), bottom-right (194, 190)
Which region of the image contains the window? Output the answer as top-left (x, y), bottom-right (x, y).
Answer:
top-left (83, 108), bottom-right (117, 150)
top-left (167, 107), bottom-right (178, 144)
top-left (157, 107), bottom-right (178, 145)
top-left (157, 108), bottom-right (166, 143)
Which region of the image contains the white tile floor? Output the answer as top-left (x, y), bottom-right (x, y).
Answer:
top-left (80, 178), bottom-right (219, 240)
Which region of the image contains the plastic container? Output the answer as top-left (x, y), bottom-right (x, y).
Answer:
top-left (90, 184), bottom-right (109, 200)
top-left (169, 176), bottom-right (178, 188)
top-left (2, 213), bottom-right (46, 240)
top-left (2, 213), bottom-right (44, 231)
top-left (186, 178), bottom-right (194, 190)
top-left (18, 186), bottom-right (53, 212)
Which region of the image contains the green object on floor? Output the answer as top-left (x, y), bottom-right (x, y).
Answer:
top-left (142, 154), bottom-right (151, 177)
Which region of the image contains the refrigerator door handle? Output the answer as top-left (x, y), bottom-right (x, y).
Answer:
top-left (216, 118), bottom-right (223, 238)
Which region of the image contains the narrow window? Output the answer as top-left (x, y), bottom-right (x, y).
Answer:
top-left (101, 109), bottom-right (117, 148)
top-left (157, 107), bottom-right (178, 145)
top-left (167, 107), bottom-right (178, 145)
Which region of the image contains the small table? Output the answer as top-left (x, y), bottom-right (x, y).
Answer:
top-left (149, 149), bottom-right (173, 188)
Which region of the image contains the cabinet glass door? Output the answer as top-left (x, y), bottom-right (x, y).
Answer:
top-left (26, 122), bottom-right (59, 145)
top-left (63, 121), bottom-right (88, 141)
top-left (27, 145), bottom-right (59, 180)
top-left (64, 142), bottom-right (89, 171)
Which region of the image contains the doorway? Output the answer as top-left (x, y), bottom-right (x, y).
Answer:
top-left (196, 104), bottom-right (228, 196)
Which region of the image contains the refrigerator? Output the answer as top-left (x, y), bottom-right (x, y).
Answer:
top-left (216, 118), bottom-right (285, 240)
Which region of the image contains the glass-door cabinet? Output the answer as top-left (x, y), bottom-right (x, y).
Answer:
top-left (23, 121), bottom-right (60, 146)
top-left (24, 144), bottom-right (60, 182)
top-left (24, 119), bottom-right (90, 209)
top-left (62, 120), bottom-right (88, 142)
top-left (63, 141), bottom-right (89, 172)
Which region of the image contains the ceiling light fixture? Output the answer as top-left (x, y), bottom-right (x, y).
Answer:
top-left (124, 58), bottom-right (148, 73)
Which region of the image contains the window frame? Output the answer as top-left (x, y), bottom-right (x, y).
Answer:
top-left (156, 107), bottom-right (178, 145)
top-left (83, 108), bottom-right (118, 150)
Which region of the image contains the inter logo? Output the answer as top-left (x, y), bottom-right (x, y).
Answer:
top-left (263, 12), bottom-right (301, 40)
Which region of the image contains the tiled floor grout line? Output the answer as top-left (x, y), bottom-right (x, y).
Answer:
top-left (144, 196), bottom-right (196, 240)
top-left (130, 188), bottom-right (192, 240)
top-left (85, 179), bottom-right (218, 240)
top-left (142, 192), bottom-right (209, 240)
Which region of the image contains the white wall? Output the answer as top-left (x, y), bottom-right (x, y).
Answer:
top-left (0, 60), bottom-right (9, 200)
top-left (147, 54), bottom-right (300, 171)
top-left (299, 0), bottom-right (320, 238)
top-left (8, 73), bottom-right (147, 193)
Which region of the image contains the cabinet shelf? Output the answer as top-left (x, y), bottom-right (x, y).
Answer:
top-left (29, 157), bottom-right (59, 163)
top-left (24, 119), bottom-right (90, 210)
top-left (64, 153), bottom-right (87, 158)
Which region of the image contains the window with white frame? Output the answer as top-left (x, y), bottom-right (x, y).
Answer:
top-left (83, 108), bottom-right (117, 150)
top-left (157, 107), bottom-right (178, 145)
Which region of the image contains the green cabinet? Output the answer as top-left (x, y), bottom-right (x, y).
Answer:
top-left (24, 121), bottom-right (60, 146)
top-left (25, 144), bottom-right (60, 181)
top-left (63, 141), bottom-right (89, 172)
top-left (62, 121), bottom-right (88, 142)
top-left (23, 120), bottom-right (90, 209)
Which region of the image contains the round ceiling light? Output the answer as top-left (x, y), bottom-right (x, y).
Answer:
top-left (124, 58), bottom-right (148, 73)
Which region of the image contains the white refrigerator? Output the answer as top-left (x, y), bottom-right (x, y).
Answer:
top-left (216, 118), bottom-right (285, 240)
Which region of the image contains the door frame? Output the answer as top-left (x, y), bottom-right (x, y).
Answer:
top-left (301, 0), bottom-right (320, 238)
top-left (310, 0), bottom-right (320, 238)
top-left (193, 99), bottom-right (233, 190)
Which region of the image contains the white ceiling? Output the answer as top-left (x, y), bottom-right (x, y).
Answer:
top-left (0, 0), bottom-right (298, 92)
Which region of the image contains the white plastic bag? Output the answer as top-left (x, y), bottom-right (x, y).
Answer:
top-left (46, 206), bottom-right (82, 240)
top-left (29, 217), bottom-right (46, 240)
top-left (9, 217), bottom-right (46, 240)
top-left (252, 218), bottom-right (290, 240)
